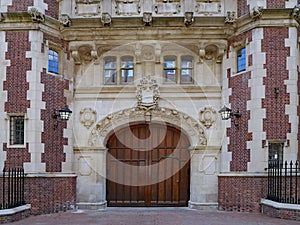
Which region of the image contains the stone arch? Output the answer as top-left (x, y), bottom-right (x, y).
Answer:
top-left (88, 107), bottom-right (207, 148)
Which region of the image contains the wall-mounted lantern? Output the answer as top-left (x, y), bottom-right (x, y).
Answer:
top-left (219, 106), bottom-right (241, 127)
top-left (52, 106), bottom-right (72, 129)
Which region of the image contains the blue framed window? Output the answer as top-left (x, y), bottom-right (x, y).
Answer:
top-left (237, 47), bottom-right (246, 73)
top-left (180, 55), bottom-right (193, 83)
top-left (48, 49), bottom-right (59, 74)
top-left (121, 56), bottom-right (134, 83)
top-left (104, 56), bottom-right (117, 84)
top-left (163, 55), bottom-right (177, 83)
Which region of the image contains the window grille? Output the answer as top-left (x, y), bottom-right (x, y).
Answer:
top-left (9, 116), bottom-right (24, 145)
top-left (48, 49), bottom-right (59, 74)
top-left (237, 47), bottom-right (246, 72)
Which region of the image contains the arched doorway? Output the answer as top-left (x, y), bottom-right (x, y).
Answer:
top-left (106, 122), bottom-right (190, 206)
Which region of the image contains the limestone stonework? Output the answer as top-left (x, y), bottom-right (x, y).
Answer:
top-left (0, 0), bottom-right (299, 218)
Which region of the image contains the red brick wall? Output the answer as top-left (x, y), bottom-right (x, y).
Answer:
top-left (41, 70), bottom-right (69, 172)
top-left (25, 177), bottom-right (76, 215)
top-left (44, 0), bottom-right (59, 19)
top-left (227, 31), bottom-right (252, 172)
top-left (7, 0), bottom-right (33, 12)
top-left (262, 28), bottom-right (291, 140)
top-left (218, 176), bottom-right (268, 212)
top-left (267, 0), bottom-right (286, 9)
top-left (262, 203), bottom-right (300, 221)
top-left (228, 71), bottom-right (251, 171)
top-left (237, 0), bottom-right (249, 17)
top-left (3, 31), bottom-right (31, 168)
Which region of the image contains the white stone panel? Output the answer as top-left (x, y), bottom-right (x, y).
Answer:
top-left (0, 31), bottom-right (9, 170)
top-left (247, 0), bottom-right (266, 9)
top-left (285, 27), bottom-right (299, 162)
top-left (33, 0), bottom-right (48, 14)
top-left (247, 28), bottom-right (267, 172)
top-left (24, 31), bottom-right (46, 173)
top-left (0, 0), bottom-right (12, 12)
top-left (285, 0), bottom-right (298, 8)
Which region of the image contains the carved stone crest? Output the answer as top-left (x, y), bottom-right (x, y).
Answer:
top-left (60, 14), bottom-right (71, 27)
top-left (225, 11), bottom-right (236, 24)
top-left (136, 76), bottom-right (160, 110)
top-left (101, 13), bottom-right (112, 26)
top-left (143, 12), bottom-right (152, 26)
top-left (184, 12), bottom-right (194, 26)
top-left (80, 108), bottom-right (97, 129)
top-left (250, 6), bottom-right (263, 20)
top-left (199, 107), bottom-right (217, 128)
top-left (28, 7), bottom-right (45, 23)
top-left (292, 5), bottom-right (300, 22)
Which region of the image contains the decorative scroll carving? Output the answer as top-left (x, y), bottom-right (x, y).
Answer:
top-left (250, 6), bottom-right (263, 20)
top-left (88, 107), bottom-right (207, 147)
top-left (184, 12), bottom-right (194, 26)
top-left (199, 107), bottom-right (217, 129)
top-left (80, 108), bottom-right (97, 129)
top-left (101, 13), bottom-right (112, 26)
top-left (292, 5), bottom-right (300, 22)
top-left (60, 14), bottom-right (71, 27)
top-left (115, 0), bottom-right (141, 16)
top-left (75, 0), bottom-right (101, 17)
top-left (28, 7), bottom-right (45, 23)
top-left (71, 45), bottom-right (98, 64)
top-left (154, 2), bottom-right (181, 15)
top-left (136, 76), bottom-right (160, 111)
top-left (143, 12), bottom-right (152, 26)
top-left (225, 11), bottom-right (236, 24)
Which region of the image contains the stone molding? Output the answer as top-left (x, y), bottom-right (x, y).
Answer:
top-left (88, 107), bottom-right (207, 147)
top-left (199, 106), bottom-right (217, 129)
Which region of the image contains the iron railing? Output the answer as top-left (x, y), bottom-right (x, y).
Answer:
top-left (1, 168), bottom-right (25, 209)
top-left (267, 160), bottom-right (300, 204)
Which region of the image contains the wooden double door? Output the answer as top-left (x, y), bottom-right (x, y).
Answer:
top-left (106, 123), bottom-right (190, 207)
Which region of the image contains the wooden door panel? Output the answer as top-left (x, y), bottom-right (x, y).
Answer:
top-left (107, 123), bottom-right (190, 207)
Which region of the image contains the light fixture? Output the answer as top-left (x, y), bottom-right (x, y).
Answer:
top-left (219, 106), bottom-right (242, 126)
top-left (52, 106), bottom-right (72, 129)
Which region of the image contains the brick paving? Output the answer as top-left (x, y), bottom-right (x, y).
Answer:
top-left (7, 208), bottom-right (300, 225)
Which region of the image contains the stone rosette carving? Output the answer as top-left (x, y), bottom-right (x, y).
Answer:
top-left (28, 7), bottom-right (45, 23)
top-left (88, 107), bottom-right (207, 147)
top-left (80, 108), bottom-right (97, 129)
top-left (199, 107), bottom-right (217, 129)
top-left (250, 6), bottom-right (263, 20)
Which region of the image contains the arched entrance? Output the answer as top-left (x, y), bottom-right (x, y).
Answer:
top-left (106, 122), bottom-right (190, 206)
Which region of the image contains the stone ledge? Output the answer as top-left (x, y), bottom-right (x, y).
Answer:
top-left (0, 204), bottom-right (31, 224)
top-left (261, 199), bottom-right (300, 221)
top-left (76, 201), bottom-right (107, 210)
top-left (188, 201), bottom-right (218, 210)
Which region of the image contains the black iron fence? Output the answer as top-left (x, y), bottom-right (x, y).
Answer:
top-left (267, 160), bottom-right (300, 204)
top-left (1, 168), bottom-right (25, 209)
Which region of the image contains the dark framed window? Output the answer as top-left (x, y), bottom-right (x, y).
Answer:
top-left (268, 142), bottom-right (284, 164)
top-left (121, 56), bottom-right (134, 83)
top-left (104, 56), bottom-right (117, 84)
top-left (163, 55), bottom-right (176, 83)
top-left (10, 116), bottom-right (25, 145)
top-left (48, 49), bottom-right (59, 74)
top-left (180, 55), bottom-right (193, 83)
top-left (237, 47), bottom-right (246, 73)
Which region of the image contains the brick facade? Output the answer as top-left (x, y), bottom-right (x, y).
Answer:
top-left (7, 0), bottom-right (33, 12)
top-left (237, 0), bottom-right (249, 17)
top-left (262, 28), bottom-right (291, 140)
top-left (44, 0), bottom-right (59, 20)
top-left (267, 0), bottom-right (286, 9)
top-left (218, 176), bottom-right (268, 212)
top-left (3, 31), bottom-right (31, 168)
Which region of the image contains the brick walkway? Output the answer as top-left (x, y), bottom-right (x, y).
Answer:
top-left (7, 208), bottom-right (300, 225)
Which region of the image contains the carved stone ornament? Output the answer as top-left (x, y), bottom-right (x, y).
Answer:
top-left (88, 107), bottom-right (207, 147)
top-left (199, 107), bottom-right (217, 129)
top-left (154, 2), bottom-right (181, 15)
top-left (292, 5), bottom-right (300, 22)
top-left (136, 76), bottom-right (160, 111)
top-left (250, 6), bottom-right (263, 20)
top-left (143, 12), bottom-right (152, 26)
top-left (80, 108), bottom-right (97, 129)
top-left (115, 0), bottom-right (141, 16)
top-left (101, 12), bottom-right (112, 26)
top-left (60, 14), bottom-right (71, 27)
top-left (184, 12), bottom-right (194, 26)
top-left (225, 11), bottom-right (236, 24)
top-left (28, 7), bottom-right (45, 23)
